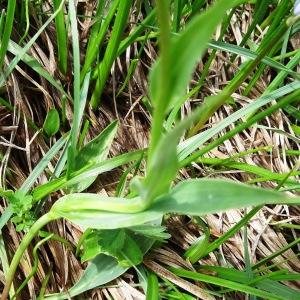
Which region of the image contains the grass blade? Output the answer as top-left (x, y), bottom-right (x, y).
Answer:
top-left (0, 0), bottom-right (65, 86)
top-left (0, 0), bottom-right (16, 71)
top-left (81, 0), bottom-right (120, 81)
top-left (69, 0), bottom-right (81, 155)
top-left (90, 0), bottom-right (132, 108)
top-left (53, 0), bottom-right (68, 75)
top-left (146, 271), bottom-right (159, 300)
top-left (171, 268), bottom-right (283, 300)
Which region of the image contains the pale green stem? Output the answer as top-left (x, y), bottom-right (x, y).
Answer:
top-left (148, 0), bottom-right (171, 161)
top-left (1, 213), bottom-right (58, 300)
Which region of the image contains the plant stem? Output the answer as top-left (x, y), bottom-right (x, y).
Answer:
top-left (148, 0), bottom-right (171, 161)
top-left (1, 213), bottom-right (58, 300)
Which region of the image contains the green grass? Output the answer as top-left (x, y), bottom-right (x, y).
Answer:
top-left (53, 0), bottom-right (68, 75)
top-left (0, 1), bottom-right (300, 299)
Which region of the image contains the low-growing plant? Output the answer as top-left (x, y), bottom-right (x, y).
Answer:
top-left (1, 0), bottom-right (300, 299)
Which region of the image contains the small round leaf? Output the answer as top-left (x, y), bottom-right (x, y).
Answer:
top-left (43, 108), bottom-right (60, 136)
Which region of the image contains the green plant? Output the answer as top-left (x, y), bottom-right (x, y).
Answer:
top-left (1, 0), bottom-right (300, 299)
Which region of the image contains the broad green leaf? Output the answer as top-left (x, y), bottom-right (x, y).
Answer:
top-left (151, 179), bottom-right (300, 215)
top-left (81, 229), bottom-right (143, 267)
top-left (69, 121), bottom-right (118, 192)
top-left (44, 234), bottom-right (154, 299)
top-left (82, 229), bottom-right (125, 262)
top-left (149, 0), bottom-right (242, 112)
top-left (44, 254), bottom-right (127, 300)
top-left (51, 194), bottom-right (156, 229)
top-left (51, 194), bottom-right (161, 230)
top-left (50, 179), bottom-right (300, 230)
top-left (43, 109), bottom-right (60, 137)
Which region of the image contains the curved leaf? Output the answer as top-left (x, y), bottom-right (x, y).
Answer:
top-left (44, 233), bottom-right (154, 299)
top-left (44, 254), bottom-right (127, 300)
top-left (152, 179), bottom-right (300, 215)
top-left (50, 179), bottom-right (300, 231)
top-left (69, 121), bottom-right (118, 192)
top-left (149, 0), bottom-right (242, 112)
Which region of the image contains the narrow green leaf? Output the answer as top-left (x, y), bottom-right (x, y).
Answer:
top-left (208, 40), bottom-right (300, 79)
top-left (255, 279), bottom-right (300, 300)
top-left (0, 234), bottom-right (14, 298)
top-left (32, 150), bottom-right (144, 201)
top-left (178, 82), bottom-right (300, 161)
top-left (146, 271), bottom-right (159, 300)
top-left (91, 0), bottom-right (132, 108)
top-left (81, 0), bottom-right (120, 81)
top-left (149, 0), bottom-right (242, 113)
top-left (8, 40), bottom-right (69, 99)
top-left (171, 268), bottom-right (283, 300)
top-left (0, 0), bottom-right (65, 86)
top-left (69, 121), bottom-right (118, 192)
top-left (200, 265), bottom-right (300, 299)
top-left (0, 0), bottom-right (16, 71)
top-left (117, 8), bottom-right (156, 56)
top-left (184, 219), bottom-right (210, 264)
top-left (53, 0), bottom-right (68, 75)
top-left (69, 0), bottom-right (81, 154)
